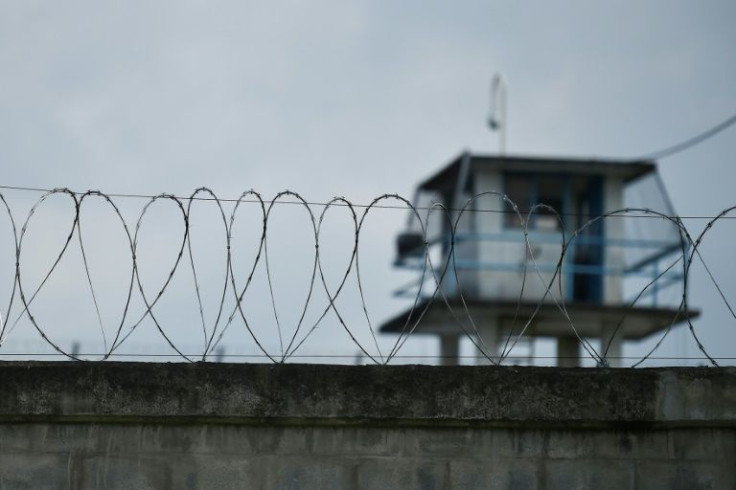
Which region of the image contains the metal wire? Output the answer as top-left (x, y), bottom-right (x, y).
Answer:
top-left (0, 184), bottom-right (733, 219)
top-left (0, 186), bottom-right (731, 367)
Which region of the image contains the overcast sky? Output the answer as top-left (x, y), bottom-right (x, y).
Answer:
top-left (1, 1), bottom-right (734, 364)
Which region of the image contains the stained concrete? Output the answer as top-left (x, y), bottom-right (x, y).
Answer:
top-left (0, 363), bottom-right (734, 489)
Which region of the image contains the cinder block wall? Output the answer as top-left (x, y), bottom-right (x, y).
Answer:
top-left (1, 363), bottom-right (734, 489)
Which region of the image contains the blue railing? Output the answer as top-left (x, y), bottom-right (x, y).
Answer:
top-left (393, 231), bottom-right (685, 307)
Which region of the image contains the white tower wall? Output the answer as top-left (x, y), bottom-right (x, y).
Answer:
top-left (473, 169), bottom-right (567, 304)
top-left (603, 177), bottom-right (624, 305)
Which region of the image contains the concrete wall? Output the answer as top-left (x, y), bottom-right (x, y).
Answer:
top-left (1, 362), bottom-right (734, 489)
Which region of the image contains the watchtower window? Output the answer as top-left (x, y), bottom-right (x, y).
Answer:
top-left (537, 177), bottom-right (564, 230)
top-left (504, 173), bottom-right (565, 231)
top-left (504, 175), bottom-right (533, 228)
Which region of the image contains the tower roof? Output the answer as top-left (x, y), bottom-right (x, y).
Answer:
top-left (418, 152), bottom-right (657, 192)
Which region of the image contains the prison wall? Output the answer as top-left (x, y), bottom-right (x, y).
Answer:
top-left (0, 362), bottom-right (734, 489)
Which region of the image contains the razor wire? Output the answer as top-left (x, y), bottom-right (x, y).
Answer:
top-left (0, 186), bottom-right (731, 367)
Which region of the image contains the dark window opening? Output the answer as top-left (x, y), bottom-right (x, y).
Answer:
top-left (504, 173), bottom-right (565, 231)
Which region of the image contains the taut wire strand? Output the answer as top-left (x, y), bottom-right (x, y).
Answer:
top-left (0, 186), bottom-right (731, 366)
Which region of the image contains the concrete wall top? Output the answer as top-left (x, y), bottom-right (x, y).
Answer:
top-left (1, 362), bottom-right (734, 428)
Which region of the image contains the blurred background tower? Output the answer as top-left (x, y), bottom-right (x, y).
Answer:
top-left (379, 152), bottom-right (699, 366)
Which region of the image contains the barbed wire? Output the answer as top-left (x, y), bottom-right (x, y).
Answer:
top-left (0, 186), bottom-right (732, 367)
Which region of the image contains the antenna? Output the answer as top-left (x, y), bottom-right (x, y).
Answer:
top-left (488, 73), bottom-right (507, 154)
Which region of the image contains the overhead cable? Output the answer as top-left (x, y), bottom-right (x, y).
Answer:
top-left (635, 111), bottom-right (736, 160)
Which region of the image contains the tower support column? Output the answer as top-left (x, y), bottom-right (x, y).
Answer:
top-left (557, 336), bottom-right (580, 367)
top-left (476, 324), bottom-right (499, 365)
top-left (439, 335), bottom-right (460, 366)
top-left (601, 322), bottom-right (623, 367)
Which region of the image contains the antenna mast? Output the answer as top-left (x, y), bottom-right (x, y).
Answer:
top-left (488, 73), bottom-right (507, 154)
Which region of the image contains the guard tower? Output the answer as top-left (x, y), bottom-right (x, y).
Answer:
top-left (379, 152), bottom-right (699, 366)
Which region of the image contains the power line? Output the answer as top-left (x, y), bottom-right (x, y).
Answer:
top-left (635, 111), bottom-right (736, 160)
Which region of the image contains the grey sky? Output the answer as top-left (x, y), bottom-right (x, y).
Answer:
top-left (1, 1), bottom-right (734, 364)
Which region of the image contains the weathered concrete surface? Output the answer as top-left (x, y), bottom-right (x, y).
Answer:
top-left (1, 424), bottom-right (733, 489)
top-left (0, 363), bottom-right (734, 489)
top-left (2, 362), bottom-right (735, 426)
